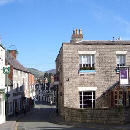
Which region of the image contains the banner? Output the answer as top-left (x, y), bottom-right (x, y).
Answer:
top-left (120, 67), bottom-right (129, 85)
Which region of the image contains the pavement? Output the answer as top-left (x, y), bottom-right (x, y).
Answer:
top-left (0, 120), bottom-right (16, 130)
top-left (0, 109), bottom-right (31, 130)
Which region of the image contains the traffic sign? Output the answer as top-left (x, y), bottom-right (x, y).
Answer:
top-left (3, 65), bottom-right (10, 74)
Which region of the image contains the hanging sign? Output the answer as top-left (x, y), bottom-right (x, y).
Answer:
top-left (3, 65), bottom-right (10, 74)
top-left (120, 67), bottom-right (129, 85)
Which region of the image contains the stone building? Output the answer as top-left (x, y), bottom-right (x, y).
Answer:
top-left (0, 44), bottom-right (5, 124)
top-left (56, 29), bottom-right (130, 116)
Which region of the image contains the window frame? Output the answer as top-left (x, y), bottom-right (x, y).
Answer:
top-left (79, 91), bottom-right (95, 109)
top-left (116, 54), bottom-right (126, 67)
top-left (79, 54), bottom-right (95, 71)
top-left (116, 54), bottom-right (126, 73)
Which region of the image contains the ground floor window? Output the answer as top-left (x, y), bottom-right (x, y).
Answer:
top-left (79, 91), bottom-right (95, 108)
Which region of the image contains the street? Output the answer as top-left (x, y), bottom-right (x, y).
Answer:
top-left (16, 102), bottom-right (100, 130)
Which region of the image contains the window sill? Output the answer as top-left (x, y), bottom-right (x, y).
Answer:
top-left (79, 70), bottom-right (96, 74)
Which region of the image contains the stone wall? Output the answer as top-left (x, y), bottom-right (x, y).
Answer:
top-left (56, 47), bottom-right (65, 116)
top-left (64, 107), bottom-right (130, 124)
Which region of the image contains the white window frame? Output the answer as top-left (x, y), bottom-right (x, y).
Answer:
top-left (79, 91), bottom-right (95, 108)
top-left (79, 54), bottom-right (95, 69)
top-left (78, 87), bottom-right (97, 109)
top-left (116, 54), bottom-right (126, 67)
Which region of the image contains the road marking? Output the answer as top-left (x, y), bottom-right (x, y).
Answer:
top-left (15, 122), bottom-right (19, 130)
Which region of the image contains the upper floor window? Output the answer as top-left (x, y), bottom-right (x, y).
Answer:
top-left (79, 54), bottom-right (95, 70)
top-left (116, 55), bottom-right (126, 67)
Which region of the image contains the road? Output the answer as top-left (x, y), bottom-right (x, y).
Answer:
top-left (16, 102), bottom-right (130, 130)
top-left (16, 102), bottom-right (100, 130)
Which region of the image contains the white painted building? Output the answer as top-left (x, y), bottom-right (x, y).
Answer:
top-left (35, 84), bottom-right (44, 101)
top-left (35, 83), bottom-right (51, 103)
top-left (6, 50), bottom-right (29, 116)
top-left (30, 84), bottom-right (35, 100)
top-left (7, 69), bottom-right (29, 115)
top-left (0, 44), bottom-right (5, 124)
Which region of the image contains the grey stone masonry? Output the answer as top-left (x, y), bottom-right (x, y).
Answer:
top-left (64, 107), bottom-right (130, 124)
top-left (56, 39), bottom-right (130, 115)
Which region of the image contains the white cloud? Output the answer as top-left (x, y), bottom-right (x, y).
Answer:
top-left (0, 0), bottom-right (23, 5)
top-left (0, 0), bottom-right (14, 5)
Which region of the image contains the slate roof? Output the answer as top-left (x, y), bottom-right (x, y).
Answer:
top-left (63, 40), bottom-right (130, 45)
top-left (5, 51), bottom-right (28, 72)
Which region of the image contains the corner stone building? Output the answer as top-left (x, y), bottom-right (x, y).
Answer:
top-left (56, 29), bottom-right (130, 116)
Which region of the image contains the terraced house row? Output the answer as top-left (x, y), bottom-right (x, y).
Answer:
top-left (0, 42), bottom-right (36, 124)
top-left (56, 29), bottom-right (130, 117)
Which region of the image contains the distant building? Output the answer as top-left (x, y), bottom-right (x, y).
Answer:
top-left (50, 74), bottom-right (58, 104)
top-left (0, 44), bottom-right (6, 124)
top-left (28, 73), bottom-right (35, 99)
top-left (35, 83), bottom-right (45, 101)
top-left (56, 29), bottom-right (130, 116)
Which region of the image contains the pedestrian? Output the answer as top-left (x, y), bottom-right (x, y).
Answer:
top-left (50, 100), bottom-right (53, 106)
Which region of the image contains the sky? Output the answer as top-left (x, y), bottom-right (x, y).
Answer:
top-left (0, 0), bottom-right (130, 71)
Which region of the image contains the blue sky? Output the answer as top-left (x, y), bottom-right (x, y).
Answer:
top-left (0, 0), bottom-right (130, 71)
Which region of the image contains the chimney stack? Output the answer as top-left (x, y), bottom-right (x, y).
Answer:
top-left (70, 29), bottom-right (83, 43)
top-left (8, 50), bottom-right (17, 59)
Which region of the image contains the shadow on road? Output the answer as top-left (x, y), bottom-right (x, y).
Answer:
top-left (16, 101), bottom-right (124, 130)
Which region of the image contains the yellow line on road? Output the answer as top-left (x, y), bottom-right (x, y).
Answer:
top-left (15, 122), bottom-right (19, 130)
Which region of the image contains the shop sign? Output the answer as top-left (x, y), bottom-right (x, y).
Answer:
top-left (120, 67), bottom-right (129, 85)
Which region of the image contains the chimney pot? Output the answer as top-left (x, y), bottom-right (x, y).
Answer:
top-left (79, 29), bottom-right (82, 35)
top-left (73, 29), bottom-right (75, 34)
top-left (76, 29), bottom-right (78, 35)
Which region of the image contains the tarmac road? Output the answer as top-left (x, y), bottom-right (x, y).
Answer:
top-left (16, 102), bottom-right (130, 130)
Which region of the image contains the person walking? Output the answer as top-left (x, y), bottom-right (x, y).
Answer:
top-left (50, 100), bottom-right (53, 106)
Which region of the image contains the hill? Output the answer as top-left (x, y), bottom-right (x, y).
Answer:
top-left (27, 68), bottom-right (44, 78)
top-left (45, 69), bottom-right (56, 74)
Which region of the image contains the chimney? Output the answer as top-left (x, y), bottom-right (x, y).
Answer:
top-left (76, 29), bottom-right (78, 36)
top-left (79, 29), bottom-right (83, 38)
top-left (70, 29), bottom-right (83, 43)
top-left (8, 50), bottom-right (17, 59)
top-left (72, 29), bottom-right (75, 38)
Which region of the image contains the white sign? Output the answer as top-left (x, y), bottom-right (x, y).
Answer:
top-left (120, 67), bottom-right (129, 85)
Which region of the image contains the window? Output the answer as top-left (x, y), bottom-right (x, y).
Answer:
top-left (117, 55), bottom-right (126, 67)
top-left (116, 55), bottom-right (126, 73)
top-left (79, 91), bottom-right (95, 108)
top-left (114, 90), bottom-right (123, 106)
top-left (79, 54), bottom-right (95, 70)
